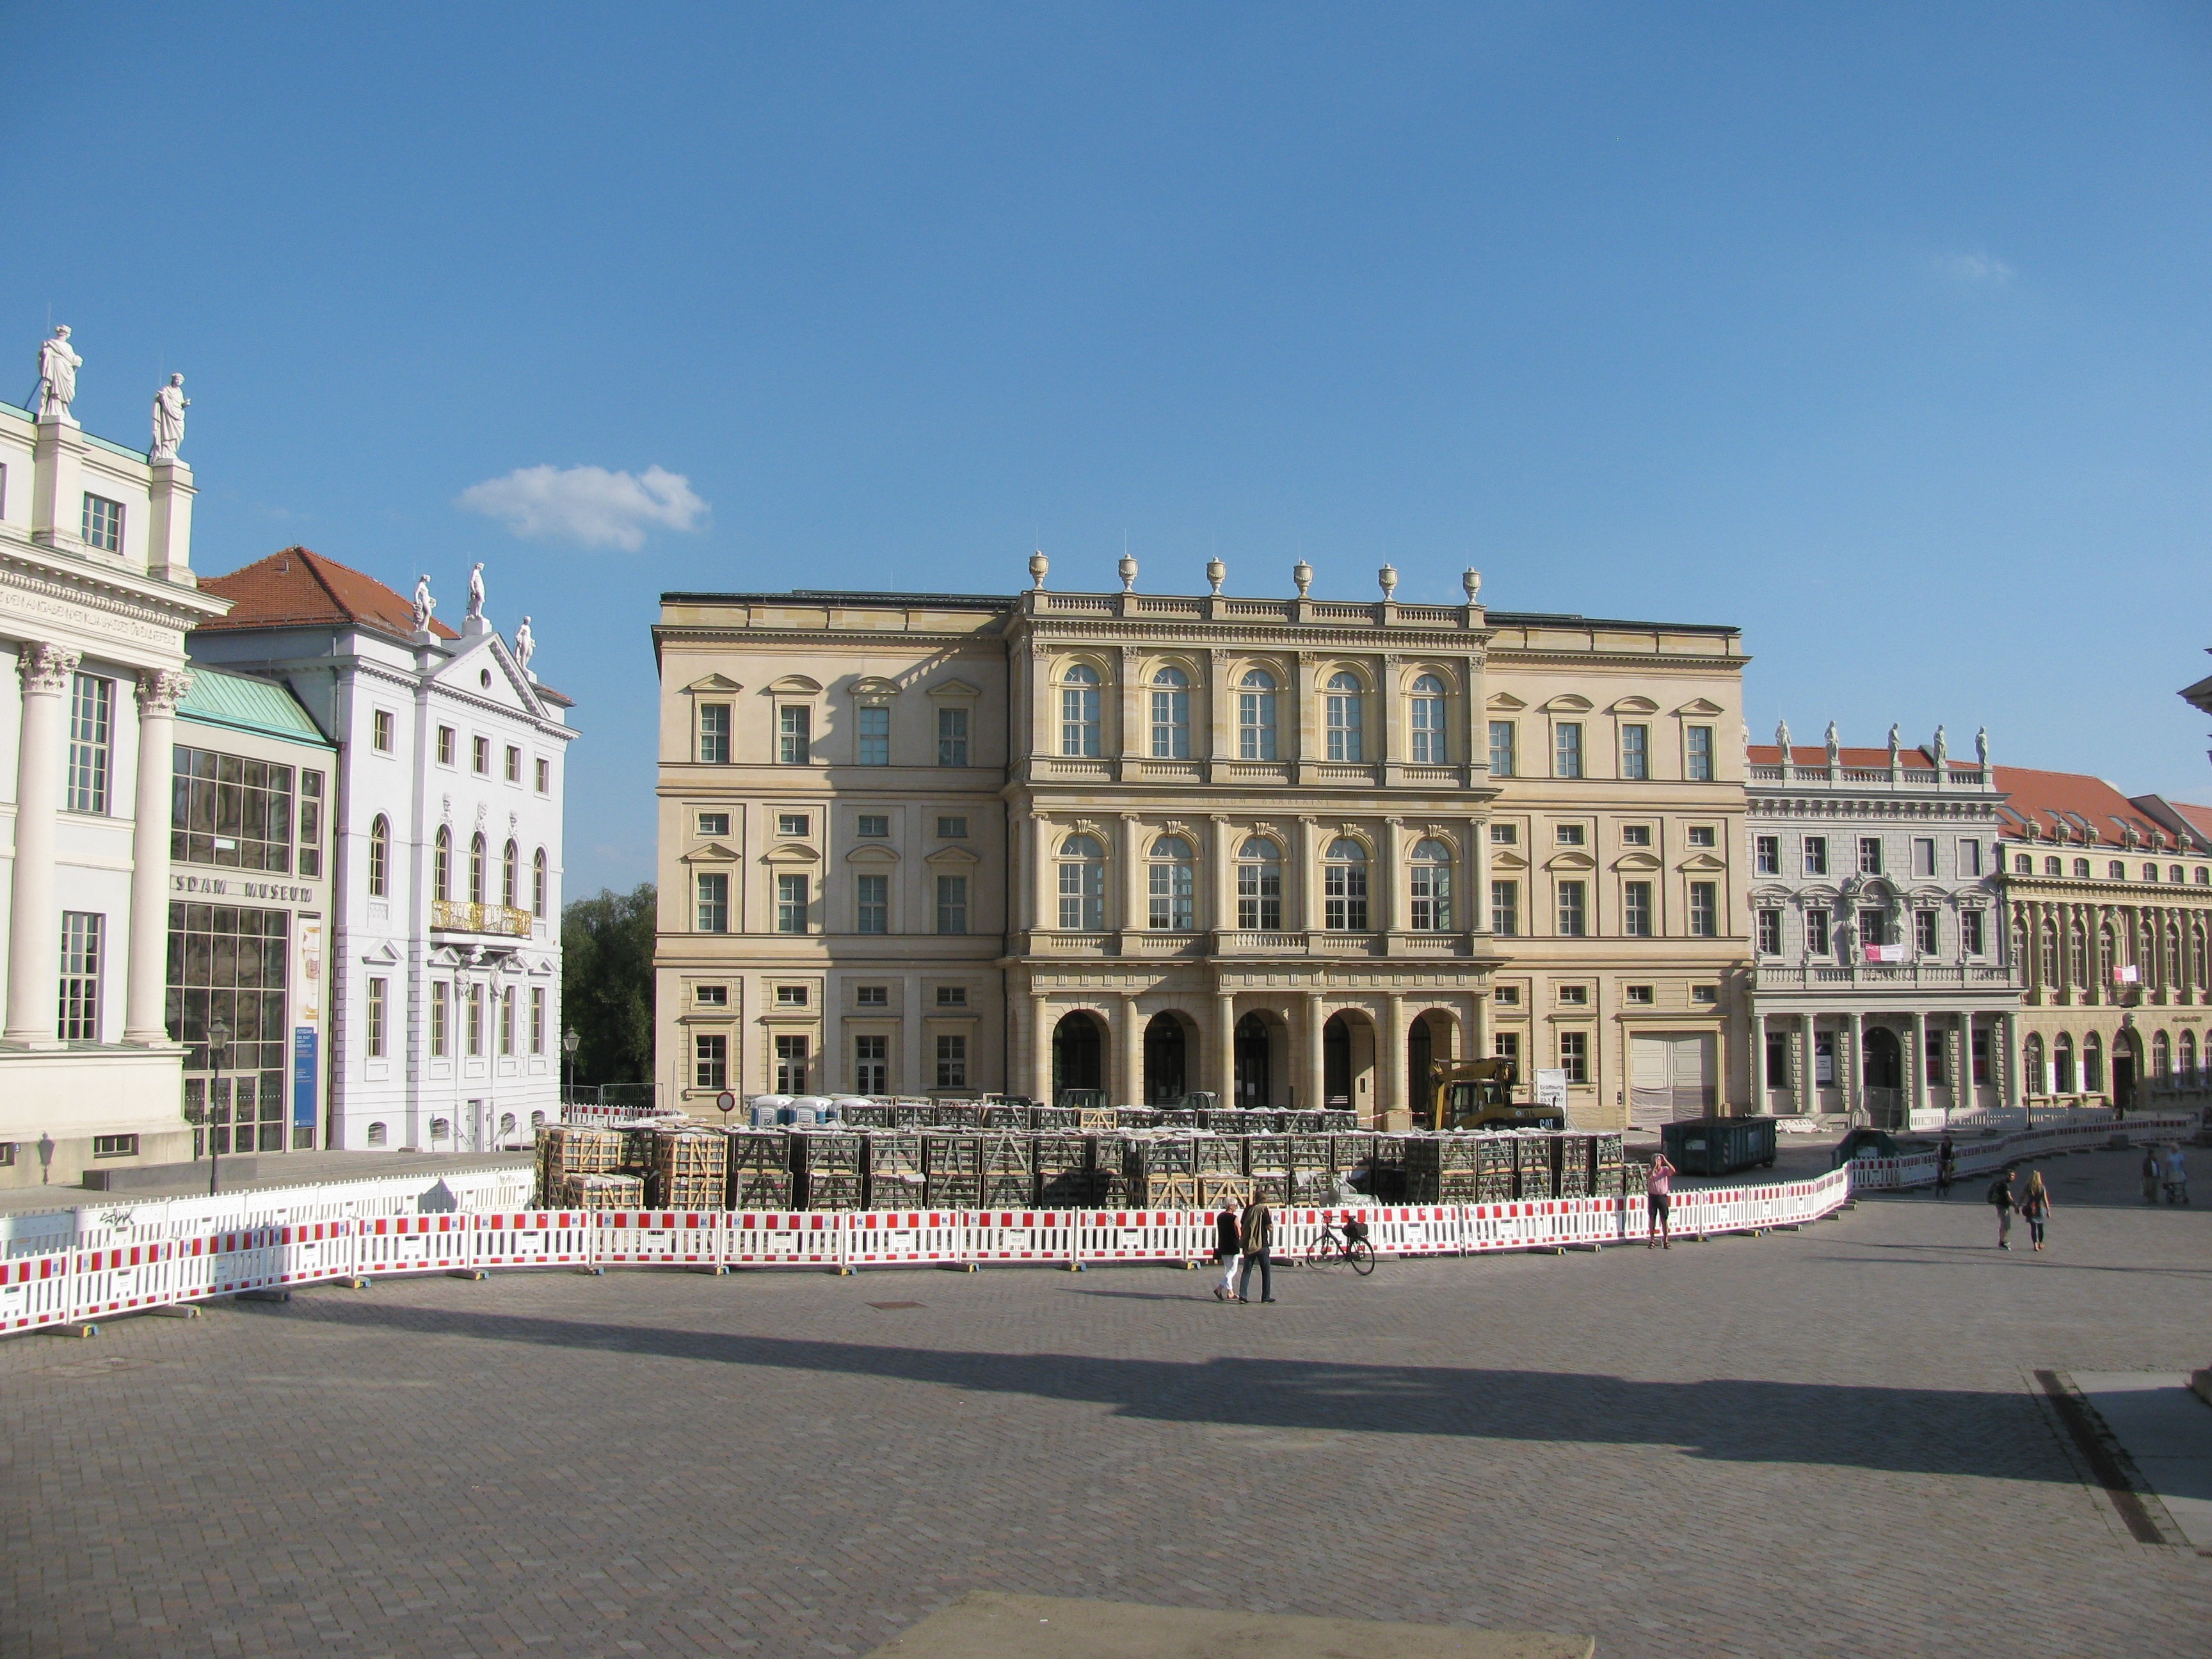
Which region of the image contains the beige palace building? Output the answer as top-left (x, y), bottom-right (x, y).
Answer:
top-left (652, 560), bottom-right (1752, 1129)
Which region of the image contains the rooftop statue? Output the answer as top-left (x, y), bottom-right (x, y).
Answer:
top-left (467, 562), bottom-right (486, 621)
top-left (150, 373), bottom-right (189, 460)
top-left (36, 326), bottom-right (81, 424)
top-left (514, 616), bottom-right (535, 671)
top-left (412, 575), bottom-right (437, 633)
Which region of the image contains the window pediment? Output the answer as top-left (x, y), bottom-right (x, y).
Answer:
top-left (1490, 849), bottom-right (1529, 872)
top-left (1542, 693), bottom-right (1594, 714)
top-left (845, 844), bottom-right (901, 865)
top-left (1486, 691), bottom-right (1527, 712)
top-left (360, 940), bottom-right (402, 965)
top-left (683, 673), bottom-right (743, 694)
top-left (681, 841), bottom-right (741, 864)
top-left (1678, 852), bottom-right (1729, 873)
top-left (925, 844), bottom-right (982, 868)
top-left (768, 674), bottom-right (824, 695)
top-left (763, 843), bottom-right (821, 865)
top-left (1545, 850), bottom-right (1596, 872)
top-left (1672, 697), bottom-right (1725, 717)
top-left (1612, 851), bottom-right (1663, 872)
top-left (850, 676), bottom-right (900, 698)
top-left (1608, 695), bottom-right (1659, 714)
top-left (927, 678), bottom-right (981, 700)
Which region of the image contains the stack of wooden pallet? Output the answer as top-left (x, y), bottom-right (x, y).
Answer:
top-left (840, 1103), bottom-right (897, 1129)
top-left (646, 1128), bottom-right (728, 1209)
top-left (790, 1130), bottom-right (864, 1211)
top-left (1555, 1133), bottom-right (1592, 1199)
top-left (1123, 1133), bottom-right (1197, 1206)
top-left (557, 1171), bottom-right (645, 1209)
top-left (1404, 1134), bottom-right (1484, 1204)
top-left (723, 1128), bottom-right (793, 1209)
top-left (977, 1131), bottom-right (1033, 1207)
top-left (1591, 1133), bottom-right (1626, 1197)
top-left (921, 1131), bottom-right (982, 1208)
top-left (1087, 1134), bottom-right (1132, 1206)
top-left (862, 1131), bottom-right (926, 1209)
top-left (1031, 1134), bottom-right (1092, 1206)
top-left (535, 1125), bottom-right (623, 1206)
top-left (1512, 1134), bottom-right (1558, 1200)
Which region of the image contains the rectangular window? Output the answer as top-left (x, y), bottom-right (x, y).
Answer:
top-left (853, 1034), bottom-right (888, 1094)
top-left (1553, 722), bottom-right (1583, 780)
top-left (1757, 910), bottom-right (1782, 955)
top-left (536, 757), bottom-right (550, 793)
top-left (1621, 824), bottom-right (1652, 847)
top-left (856, 814), bottom-right (888, 838)
top-left (1962, 910), bottom-right (1985, 956)
top-left (1494, 1032), bottom-right (1520, 1068)
top-left (1620, 724), bottom-right (1648, 780)
top-left (1409, 690), bottom-right (1446, 764)
top-left (431, 982), bottom-right (449, 1057)
top-left (937, 985), bottom-right (969, 1007)
top-left (2105, 859), bottom-right (2123, 879)
top-left (1555, 823), bottom-right (1586, 847)
top-left (1150, 686), bottom-right (1189, 758)
top-left (472, 735), bottom-right (490, 774)
top-left (1624, 882), bottom-right (1653, 938)
top-left (935, 1034), bottom-right (968, 1090)
top-left (1237, 856), bottom-right (1282, 931)
top-left (1688, 882), bottom-right (1718, 938)
top-left (778, 812), bottom-right (810, 837)
top-left (936, 874), bottom-right (969, 936)
top-left (694, 703), bottom-right (730, 765)
top-left (367, 978), bottom-right (387, 1058)
top-left (1804, 837), bottom-right (1829, 876)
top-left (1959, 839), bottom-right (1983, 876)
top-left (1913, 837), bottom-right (1936, 878)
top-left (58, 911), bottom-right (102, 1039)
top-left (695, 1033), bottom-right (728, 1091)
top-left (1491, 881), bottom-right (1519, 937)
top-left (1490, 822), bottom-right (1518, 845)
top-left (1325, 684), bottom-right (1363, 762)
top-left (1971, 1025), bottom-right (1991, 1085)
top-left (938, 706), bottom-right (970, 767)
top-left (1807, 909), bottom-right (1831, 956)
top-left (65, 673), bottom-right (111, 813)
top-left (1064, 681), bottom-right (1103, 757)
top-left (1557, 881), bottom-right (1586, 938)
top-left (1149, 856), bottom-right (1195, 930)
top-left (696, 984), bottom-right (728, 1006)
top-left (1557, 984), bottom-right (1588, 1006)
top-left (697, 812), bottom-right (730, 837)
top-left (1692, 984), bottom-right (1718, 1006)
top-left (504, 746), bottom-right (520, 783)
top-left (1755, 835), bottom-right (1779, 875)
top-left (297, 769), bottom-right (323, 878)
top-left (499, 986), bottom-right (515, 1055)
top-left (1322, 859), bottom-right (1368, 931)
top-left (93, 1134), bottom-right (138, 1158)
top-left (777, 874), bottom-right (809, 933)
top-left (856, 985), bottom-right (888, 1007)
top-left (1686, 725), bottom-right (1714, 781)
top-left (1558, 1030), bottom-right (1587, 1084)
top-left (695, 872), bottom-right (729, 933)
top-left (1859, 837), bottom-right (1883, 875)
top-left (82, 492), bottom-right (124, 552)
top-left (1493, 985), bottom-right (1520, 1006)
top-left (1859, 908), bottom-right (1887, 948)
top-left (1915, 910), bottom-right (1938, 954)
top-left (531, 986), bottom-right (545, 1054)
top-left (1237, 685), bottom-right (1276, 760)
top-left (170, 746), bottom-right (297, 871)
top-left (437, 726), bottom-right (456, 766)
top-left (775, 1035), bottom-right (810, 1094)
top-left (856, 874), bottom-right (888, 934)
top-left (1766, 1032), bottom-right (1791, 1089)
top-left (373, 709), bottom-right (394, 753)
top-left (1687, 826), bottom-right (1716, 848)
top-left (776, 985), bottom-right (809, 1006)
top-left (1408, 860), bottom-right (1452, 932)
top-left (936, 815), bottom-right (968, 838)
top-left (466, 983), bottom-right (484, 1057)
top-left (1625, 984), bottom-right (1655, 1005)
top-left (857, 704), bottom-right (890, 765)
top-left (1489, 721), bottom-right (1516, 778)
top-left (779, 705), bottom-right (811, 764)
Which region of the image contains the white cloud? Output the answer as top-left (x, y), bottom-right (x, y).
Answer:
top-left (1935, 252), bottom-right (2014, 287)
top-left (457, 463), bottom-right (708, 551)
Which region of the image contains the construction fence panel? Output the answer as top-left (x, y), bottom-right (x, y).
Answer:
top-left (842, 1210), bottom-right (966, 1268)
top-left (727, 1211), bottom-right (841, 1268)
top-left (0, 1251), bottom-right (76, 1331)
top-left (963, 1211), bottom-right (1078, 1266)
top-left (356, 1214), bottom-right (474, 1278)
top-left (472, 1211), bottom-right (597, 1268)
top-left (1073, 1210), bottom-right (1203, 1265)
top-left (594, 1211), bottom-right (723, 1267)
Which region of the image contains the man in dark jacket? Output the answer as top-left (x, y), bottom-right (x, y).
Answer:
top-left (1212, 1198), bottom-right (1242, 1301)
top-left (1987, 1167), bottom-right (2017, 1250)
top-left (1238, 1198), bottom-right (1276, 1304)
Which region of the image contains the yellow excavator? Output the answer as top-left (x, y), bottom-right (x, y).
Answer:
top-left (1423, 1057), bottom-right (1566, 1132)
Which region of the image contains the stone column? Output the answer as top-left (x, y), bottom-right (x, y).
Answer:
top-left (902, 970), bottom-right (924, 1094)
top-left (1296, 817), bottom-right (1320, 934)
top-left (1911, 1009), bottom-right (1929, 1123)
top-left (1119, 991), bottom-right (1144, 1106)
top-left (1470, 989), bottom-right (1490, 1068)
top-left (124, 668), bottom-right (191, 1045)
top-left (1749, 1004), bottom-right (1766, 1095)
top-left (6, 643), bottom-right (80, 1045)
top-left (1029, 991), bottom-right (1052, 1103)
top-left (1031, 814), bottom-right (1054, 935)
top-left (2000, 1010), bottom-right (2021, 1112)
top-left (1214, 989), bottom-right (1237, 1103)
top-left (1384, 990), bottom-right (1407, 1121)
top-left (1206, 814), bottom-right (1232, 935)
top-left (1381, 817), bottom-right (1404, 935)
top-left (1119, 813), bottom-right (1144, 936)
top-left (1302, 990), bottom-right (1326, 1112)
top-left (1118, 646), bottom-right (1142, 775)
top-left (1799, 1011), bottom-right (1816, 1116)
top-left (1845, 1010), bottom-right (1864, 1123)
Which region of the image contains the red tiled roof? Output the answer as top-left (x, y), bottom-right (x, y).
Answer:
top-left (1992, 766), bottom-right (2174, 848)
top-left (195, 547), bottom-right (459, 642)
top-left (2165, 800), bottom-right (2212, 841)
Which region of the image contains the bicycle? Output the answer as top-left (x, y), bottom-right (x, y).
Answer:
top-left (1310, 1218), bottom-right (1375, 1276)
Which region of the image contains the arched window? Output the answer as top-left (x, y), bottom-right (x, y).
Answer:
top-left (1322, 838), bottom-right (1369, 931)
top-left (369, 815), bottom-right (390, 898)
top-left (1408, 673), bottom-right (1448, 764)
top-left (1237, 669), bottom-right (1278, 760)
top-left (2044, 856), bottom-right (2061, 876)
top-left (1235, 836), bottom-right (1282, 931)
top-left (2181, 1029), bottom-right (2199, 1081)
top-left (2174, 865), bottom-right (2187, 884)
top-left (2072, 858), bottom-right (2090, 878)
top-left (2023, 1033), bottom-right (2045, 1094)
top-left (533, 847), bottom-right (548, 918)
top-left (469, 832), bottom-right (487, 905)
top-left (2084, 1033), bottom-right (2104, 1093)
top-left (1060, 664), bottom-right (1101, 757)
top-left (1057, 833), bottom-right (1106, 930)
top-left (365, 1121), bottom-right (387, 1147)
top-left (1408, 837), bottom-right (1453, 931)
top-left (2166, 924), bottom-right (2181, 988)
top-left (2195, 922), bottom-right (2208, 990)
top-left (2153, 1029), bottom-right (2171, 1079)
top-left (2143, 862), bottom-right (2159, 882)
top-left (1148, 835), bottom-right (1194, 931)
top-left (502, 839), bottom-right (519, 910)
top-left (2053, 1033), bottom-right (2075, 1094)
top-left (1149, 666), bottom-right (1189, 760)
top-left (2100, 925), bottom-right (2117, 986)
top-left (2040, 920), bottom-right (2059, 986)
top-left (2069, 922), bottom-right (2086, 985)
top-left (1325, 672), bottom-right (1365, 762)
top-left (433, 825), bottom-right (452, 902)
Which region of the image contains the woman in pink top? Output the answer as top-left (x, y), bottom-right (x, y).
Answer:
top-left (1646, 1153), bottom-right (1676, 1250)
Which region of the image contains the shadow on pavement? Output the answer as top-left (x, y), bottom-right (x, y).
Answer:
top-left (275, 1295), bottom-right (2078, 1484)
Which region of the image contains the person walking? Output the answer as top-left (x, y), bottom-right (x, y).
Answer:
top-left (2019, 1169), bottom-right (2053, 1252)
top-left (1987, 1166), bottom-right (2017, 1249)
top-left (1212, 1196), bottom-right (1242, 1301)
top-left (1936, 1135), bottom-right (1956, 1199)
top-left (2142, 1148), bottom-right (2163, 1205)
top-left (1237, 1195), bottom-right (1276, 1304)
top-left (2165, 1145), bottom-right (2190, 1205)
top-left (1646, 1151), bottom-right (1676, 1249)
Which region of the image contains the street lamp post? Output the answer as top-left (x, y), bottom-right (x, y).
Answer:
top-left (207, 1016), bottom-right (230, 1198)
top-left (562, 1027), bottom-right (581, 1114)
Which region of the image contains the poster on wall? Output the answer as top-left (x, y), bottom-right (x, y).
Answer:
top-left (298, 915), bottom-right (324, 1023)
top-left (293, 1027), bottom-right (317, 1130)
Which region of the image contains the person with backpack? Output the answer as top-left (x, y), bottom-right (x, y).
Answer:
top-left (1987, 1166), bottom-right (2017, 1250)
top-left (1237, 1196), bottom-right (1276, 1304)
top-left (2019, 1169), bottom-right (2053, 1252)
top-left (1936, 1135), bottom-right (1956, 1198)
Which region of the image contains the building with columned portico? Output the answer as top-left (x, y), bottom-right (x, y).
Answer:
top-left (653, 557), bottom-right (1752, 1130)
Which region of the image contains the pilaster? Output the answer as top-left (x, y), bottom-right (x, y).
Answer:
top-left (5, 643), bottom-right (79, 1046)
top-left (123, 668), bottom-right (192, 1045)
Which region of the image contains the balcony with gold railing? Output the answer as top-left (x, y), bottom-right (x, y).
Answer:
top-left (430, 899), bottom-right (533, 938)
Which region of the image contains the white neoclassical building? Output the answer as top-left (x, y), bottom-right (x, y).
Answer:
top-left (188, 550), bottom-right (574, 1153)
top-left (1, 328), bottom-right (230, 1187)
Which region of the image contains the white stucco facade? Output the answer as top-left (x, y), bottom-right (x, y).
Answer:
top-left (187, 552), bottom-right (575, 1153)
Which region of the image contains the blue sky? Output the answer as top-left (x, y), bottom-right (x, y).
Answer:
top-left (8, 4), bottom-right (2212, 892)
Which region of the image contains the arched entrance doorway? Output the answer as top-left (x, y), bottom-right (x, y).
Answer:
top-left (2053, 1034), bottom-right (2076, 1095)
top-left (1863, 1025), bottom-right (1903, 1126)
top-left (1406, 1010), bottom-right (1455, 1125)
top-left (1322, 1011), bottom-right (1377, 1119)
top-left (2112, 1027), bottom-right (2141, 1108)
top-left (1052, 1011), bottom-right (1107, 1104)
top-left (1235, 1013), bottom-right (1272, 1108)
top-left (1143, 1011), bottom-right (1193, 1104)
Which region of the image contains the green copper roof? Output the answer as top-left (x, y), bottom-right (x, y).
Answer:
top-left (177, 667), bottom-right (332, 748)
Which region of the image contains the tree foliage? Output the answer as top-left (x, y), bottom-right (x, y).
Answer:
top-left (559, 884), bottom-right (657, 1086)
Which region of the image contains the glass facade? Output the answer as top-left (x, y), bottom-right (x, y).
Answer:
top-left (168, 901), bottom-right (290, 1155)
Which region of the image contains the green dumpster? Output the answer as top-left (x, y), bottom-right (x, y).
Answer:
top-left (1660, 1116), bottom-right (1779, 1176)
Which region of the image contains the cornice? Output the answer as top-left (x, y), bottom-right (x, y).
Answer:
top-left (0, 541), bottom-right (227, 643)
top-left (1487, 646), bottom-right (1751, 671)
top-left (1019, 618), bottom-right (1492, 653)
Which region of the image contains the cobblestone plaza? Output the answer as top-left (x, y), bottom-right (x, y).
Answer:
top-left (5, 1149), bottom-right (2208, 1658)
